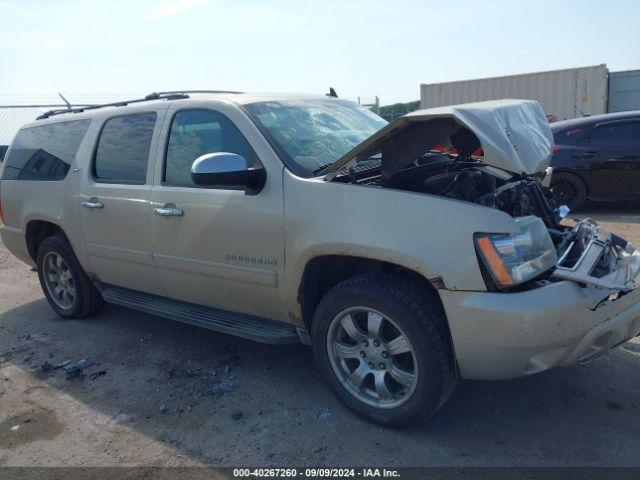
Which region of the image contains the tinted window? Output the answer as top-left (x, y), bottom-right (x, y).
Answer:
top-left (2, 120), bottom-right (90, 181)
top-left (94, 113), bottom-right (156, 183)
top-left (590, 121), bottom-right (640, 145)
top-left (164, 110), bottom-right (259, 187)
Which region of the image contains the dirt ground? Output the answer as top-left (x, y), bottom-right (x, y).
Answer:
top-left (1, 203), bottom-right (640, 469)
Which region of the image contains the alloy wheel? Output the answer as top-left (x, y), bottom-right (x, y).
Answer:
top-left (42, 251), bottom-right (76, 309)
top-left (326, 307), bottom-right (419, 409)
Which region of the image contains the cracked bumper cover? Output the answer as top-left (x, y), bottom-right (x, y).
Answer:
top-left (441, 218), bottom-right (640, 380)
top-left (440, 281), bottom-right (640, 380)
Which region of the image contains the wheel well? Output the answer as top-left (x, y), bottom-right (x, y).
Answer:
top-left (25, 220), bottom-right (66, 262)
top-left (298, 255), bottom-right (445, 329)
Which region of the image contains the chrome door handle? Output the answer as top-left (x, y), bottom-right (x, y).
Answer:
top-left (81, 198), bottom-right (104, 209)
top-left (153, 204), bottom-right (183, 217)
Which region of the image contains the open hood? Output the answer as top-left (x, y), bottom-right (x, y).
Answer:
top-left (324, 99), bottom-right (554, 179)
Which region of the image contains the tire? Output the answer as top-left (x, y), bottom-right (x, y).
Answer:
top-left (36, 234), bottom-right (103, 319)
top-left (311, 273), bottom-right (457, 427)
top-left (551, 172), bottom-right (587, 211)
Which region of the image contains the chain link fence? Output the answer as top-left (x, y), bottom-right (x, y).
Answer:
top-left (0, 94), bottom-right (140, 149)
top-left (0, 106), bottom-right (52, 145)
top-left (356, 96), bottom-right (380, 114)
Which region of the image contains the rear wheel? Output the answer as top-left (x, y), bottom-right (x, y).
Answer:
top-left (36, 234), bottom-right (103, 318)
top-left (551, 172), bottom-right (587, 211)
top-left (311, 274), bottom-right (457, 427)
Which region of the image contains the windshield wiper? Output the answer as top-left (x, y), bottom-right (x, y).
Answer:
top-left (315, 157), bottom-right (382, 178)
top-left (313, 163), bottom-right (335, 176)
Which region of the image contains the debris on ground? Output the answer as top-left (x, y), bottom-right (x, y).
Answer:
top-left (112, 413), bottom-right (133, 423)
top-left (63, 357), bottom-right (92, 379)
top-left (208, 364), bottom-right (235, 395)
top-left (89, 370), bottom-right (107, 380)
top-left (317, 407), bottom-right (331, 421)
top-left (211, 381), bottom-right (234, 394)
top-left (41, 361), bottom-right (54, 372)
top-left (231, 411), bottom-right (243, 421)
top-left (53, 360), bottom-right (71, 369)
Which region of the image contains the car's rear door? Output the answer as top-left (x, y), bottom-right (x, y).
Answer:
top-left (79, 106), bottom-right (168, 294)
top-left (587, 118), bottom-right (640, 198)
top-left (148, 102), bottom-right (288, 322)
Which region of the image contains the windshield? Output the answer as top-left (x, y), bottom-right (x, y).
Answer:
top-left (243, 99), bottom-right (388, 177)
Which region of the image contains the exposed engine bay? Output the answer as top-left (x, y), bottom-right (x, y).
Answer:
top-left (323, 100), bottom-right (639, 296)
top-left (334, 151), bottom-right (563, 229)
top-left (332, 153), bottom-right (640, 296)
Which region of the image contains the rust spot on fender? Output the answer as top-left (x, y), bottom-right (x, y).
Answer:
top-left (288, 310), bottom-right (305, 327)
top-left (429, 276), bottom-right (447, 290)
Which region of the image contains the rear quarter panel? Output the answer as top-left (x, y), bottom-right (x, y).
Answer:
top-left (0, 117), bottom-right (100, 269)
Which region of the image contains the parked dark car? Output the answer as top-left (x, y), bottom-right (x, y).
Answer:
top-left (550, 111), bottom-right (640, 210)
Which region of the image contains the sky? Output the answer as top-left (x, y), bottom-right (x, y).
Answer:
top-left (1, 0), bottom-right (639, 106)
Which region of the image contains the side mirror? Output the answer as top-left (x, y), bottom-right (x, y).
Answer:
top-left (191, 152), bottom-right (266, 195)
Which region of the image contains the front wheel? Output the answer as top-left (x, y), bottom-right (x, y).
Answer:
top-left (311, 274), bottom-right (457, 427)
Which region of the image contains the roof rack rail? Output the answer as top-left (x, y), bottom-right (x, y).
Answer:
top-left (150, 90), bottom-right (244, 96)
top-left (36, 90), bottom-right (244, 120)
top-left (36, 91), bottom-right (192, 120)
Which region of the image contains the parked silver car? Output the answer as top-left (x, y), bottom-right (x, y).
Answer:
top-left (1, 91), bottom-right (638, 426)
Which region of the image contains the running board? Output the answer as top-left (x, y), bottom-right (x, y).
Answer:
top-left (97, 284), bottom-right (300, 345)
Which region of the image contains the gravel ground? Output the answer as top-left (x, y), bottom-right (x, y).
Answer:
top-left (0, 204), bottom-right (639, 468)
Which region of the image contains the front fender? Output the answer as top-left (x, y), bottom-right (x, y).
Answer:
top-left (283, 171), bottom-right (518, 319)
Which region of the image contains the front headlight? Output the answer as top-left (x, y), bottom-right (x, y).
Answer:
top-left (475, 216), bottom-right (558, 289)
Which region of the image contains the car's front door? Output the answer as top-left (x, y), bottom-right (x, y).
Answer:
top-left (149, 104), bottom-right (288, 322)
top-left (79, 109), bottom-right (166, 295)
top-left (587, 119), bottom-right (640, 198)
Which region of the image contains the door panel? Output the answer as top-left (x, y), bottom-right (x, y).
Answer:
top-left (79, 109), bottom-right (166, 294)
top-left (150, 185), bottom-right (285, 320)
top-left (590, 148), bottom-right (640, 197)
top-left (79, 183), bottom-right (160, 292)
top-left (587, 120), bottom-right (640, 198)
top-left (150, 105), bottom-right (287, 322)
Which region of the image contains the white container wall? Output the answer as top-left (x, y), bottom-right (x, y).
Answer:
top-left (420, 65), bottom-right (608, 121)
top-left (608, 69), bottom-right (640, 113)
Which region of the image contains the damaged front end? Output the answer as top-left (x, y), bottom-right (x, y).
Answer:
top-left (323, 99), bottom-right (640, 297)
top-left (553, 219), bottom-right (640, 300)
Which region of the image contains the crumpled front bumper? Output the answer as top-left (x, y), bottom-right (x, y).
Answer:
top-left (441, 219), bottom-right (640, 380)
top-left (552, 218), bottom-right (640, 295)
top-left (441, 282), bottom-right (640, 380)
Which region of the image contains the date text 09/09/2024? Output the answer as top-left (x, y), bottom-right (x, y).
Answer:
top-left (232, 468), bottom-right (400, 478)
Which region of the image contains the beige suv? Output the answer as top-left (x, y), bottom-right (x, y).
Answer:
top-left (1, 91), bottom-right (639, 426)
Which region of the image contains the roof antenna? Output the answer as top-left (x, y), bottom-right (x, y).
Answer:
top-left (58, 93), bottom-right (72, 110)
top-left (326, 87), bottom-right (338, 98)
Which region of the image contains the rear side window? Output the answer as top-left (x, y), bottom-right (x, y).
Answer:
top-left (164, 109), bottom-right (259, 187)
top-left (590, 120), bottom-right (640, 145)
top-left (94, 113), bottom-right (157, 183)
top-left (1, 120), bottom-right (90, 181)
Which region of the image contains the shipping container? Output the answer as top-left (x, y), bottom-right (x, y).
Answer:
top-left (420, 65), bottom-right (608, 121)
top-left (608, 69), bottom-right (640, 113)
